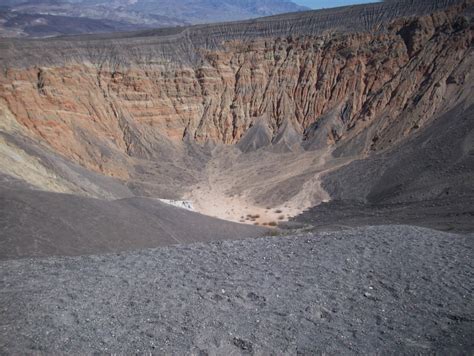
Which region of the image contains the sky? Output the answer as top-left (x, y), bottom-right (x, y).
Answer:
top-left (293, 0), bottom-right (380, 9)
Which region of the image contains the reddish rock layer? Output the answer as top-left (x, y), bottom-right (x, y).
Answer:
top-left (0, 6), bottom-right (471, 178)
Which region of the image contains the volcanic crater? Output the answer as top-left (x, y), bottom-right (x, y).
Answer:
top-left (0, 0), bottom-right (473, 353)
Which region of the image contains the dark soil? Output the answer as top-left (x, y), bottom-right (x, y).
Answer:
top-left (294, 102), bottom-right (474, 234)
top-left (0, 187), bottom-right (268, 260)
top-left (1, 225), bottom-right (472, 354)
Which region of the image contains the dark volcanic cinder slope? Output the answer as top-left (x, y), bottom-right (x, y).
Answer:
top-left (1, 226), bottom-right (472, 353)
top-left (0, 183), bottom-right (268, 260)
top-left (295, 101), bottom-right (474, 233)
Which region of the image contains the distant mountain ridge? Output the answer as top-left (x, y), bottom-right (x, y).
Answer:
top-left (0, 0), bottom-right (308, 38)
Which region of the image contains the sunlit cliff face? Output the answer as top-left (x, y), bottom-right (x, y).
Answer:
top-left (0, 1), bottom-right (471, 223)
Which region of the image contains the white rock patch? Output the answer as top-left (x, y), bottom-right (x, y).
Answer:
top-left (159, 199), bottom-right (194, 211)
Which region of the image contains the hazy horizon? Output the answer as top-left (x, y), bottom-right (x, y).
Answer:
top-left (293, 0), bottom-right (380, 9)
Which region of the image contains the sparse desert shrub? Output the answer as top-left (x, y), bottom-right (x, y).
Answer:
top-left (278, 215), bottom-right (285, 220)
top-left (268, 221), bottom-right (278, 227)
top-left (254, 222), bottom-right (260, 226)
top-left (275, 209), bottom-right (282, 214)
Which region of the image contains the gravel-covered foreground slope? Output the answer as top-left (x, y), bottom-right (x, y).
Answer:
top-left (0, 184), bottom-right (268, 260)
top-left (1, 225), bottom-right (472, 354)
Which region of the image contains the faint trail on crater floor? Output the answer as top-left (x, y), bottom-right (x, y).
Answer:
top-left (186, 145), bottom-right (358, 225)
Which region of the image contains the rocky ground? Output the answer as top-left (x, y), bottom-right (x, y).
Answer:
top-left (292, 101), bottom-right (474, 234)
top-left (0, 225), bottom-right (472, 354)
top-left (0, 1), bottom-right (473, 353)
top-left (0, 182), bottom-right (268, 260)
